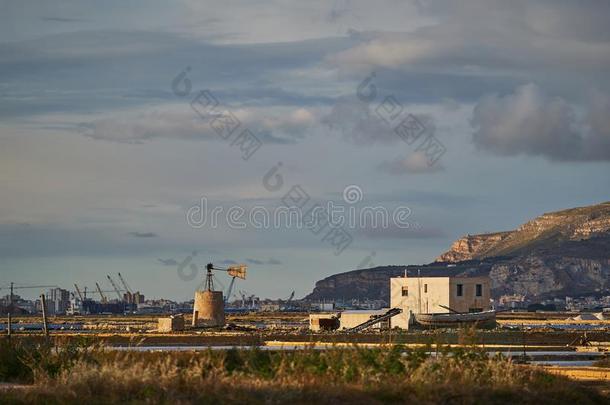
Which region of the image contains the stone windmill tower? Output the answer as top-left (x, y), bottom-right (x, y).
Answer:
top-left (192, 263), bottom-right (247, 327)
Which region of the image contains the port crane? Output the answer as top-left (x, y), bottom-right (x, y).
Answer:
top-left (239, 290), bottom-right (258, 309)
top-left (278, 290), bottom-right (295, 311)
top-left (73, 284), bottom-right (85, 301)
top-left (106, 275), bottom-right (124, 300)
top-left (95, 283), bottom-right (108, 304)
top-left (118, 273), bottom-right (133, 294)
top-left (224, 273), bottom-right (242, 304)
top-left (285, 291), bottom-right (295, 303)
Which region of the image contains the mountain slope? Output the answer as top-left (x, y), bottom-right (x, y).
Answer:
top-left (437, 201), bottom-right (610, 262)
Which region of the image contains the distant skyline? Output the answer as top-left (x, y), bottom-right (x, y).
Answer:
top-left (1, 0), bottom-right (610, 301)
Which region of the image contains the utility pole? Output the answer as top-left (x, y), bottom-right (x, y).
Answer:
top-left (521, 323), bottom-right (527, 363)
top-left (40, 294), bottom-right (49, 339)
top-left (417, 269), bottom-right (422, 314)
top-left (7, 282), bottom-right (13, 338)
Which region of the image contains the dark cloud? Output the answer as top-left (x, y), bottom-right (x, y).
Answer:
top-left (322, 96), bottom-right (436, 146)
top-left (0, 30), bottom-right (351, 119)
top-left (472, 84), bottom-right (610, 161)
top-left (128, 232), bottom-right (158, 238)
top-left (219, 259), bottom-right (238, 266)
top-left (246, 258), bottom-right (265, 265)
top-left (245, 258), bottom-right (282, 266)
top-left (157, 258), bottom-right (178, 266)
top-left (329, 1), bottom-right (610, 76)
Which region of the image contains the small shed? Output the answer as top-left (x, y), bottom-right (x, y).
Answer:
top-left (309, 313), bottom-right (340, 331)
top-left (339, 309), bottom-right (390, 330)
top-left (158, 314), bottom-right (185, 332)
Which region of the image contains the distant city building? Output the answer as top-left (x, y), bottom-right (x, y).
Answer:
top-left (260, 302), bottom-right (280, 312)
top-left (311, 302), bottom-right (335, 312)
top-left (0, 294), bottom-right (36, 314)
top-left (498, 294), bottom-right (529, 310)
top-left (45, 288), bottom-right (71, 315)
top-left (124, 291), bottom-right (145, 305)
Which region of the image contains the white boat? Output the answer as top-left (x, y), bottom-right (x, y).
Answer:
top-left (414, 310), bottom-right (497, 328)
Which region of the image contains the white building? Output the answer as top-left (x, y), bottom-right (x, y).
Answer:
top-left (390, 270), bottom-right (491, 329)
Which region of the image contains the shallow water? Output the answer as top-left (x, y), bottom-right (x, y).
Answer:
top-left (107, 345), bottom-right (607, 367)
top-left (0, 323), bottom-right (83, 331)
top-left (530, 360), bottom-right (596, 367)
top-left (502, 323), bottom-right (609, 330)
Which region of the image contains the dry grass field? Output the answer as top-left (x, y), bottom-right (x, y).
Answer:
top-left (1, 337), bottom-right (609, 404)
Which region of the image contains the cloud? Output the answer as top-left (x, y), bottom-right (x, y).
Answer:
top-left (78, 109), bottom-right (216, 144)
top-left (219, 259), bottom-right (238, 266)
top-left (322, 96), bottom-right (436, 145)
top-left (246, 258), bottom-right (264, 265)
top-left (326, 1), bottom-right (610, 76)
top-left (77, 105), bottom-right (317, 144)
top-left (378, 152), bottom-right (444, 175)
top-left (328, 35), bottom-right (442, 72)
top-left (472, 83), bottom-right (610, 161)
top-left (585, 90), bottom-right (610, 160)
top-left (157, 258), bottom-right (178, 266)
top-left (0, 29), bottom-right (348, 120)
top-left (128, 232), bottom-right (157, 238)
top-left (245, 258), bottom-right (282, 266)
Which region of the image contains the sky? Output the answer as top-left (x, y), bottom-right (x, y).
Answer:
top-left (1, 0), bottom-right (610, 301)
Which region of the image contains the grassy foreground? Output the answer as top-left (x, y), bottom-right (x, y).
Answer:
top-left (0, 337), bottom-right (608, 404)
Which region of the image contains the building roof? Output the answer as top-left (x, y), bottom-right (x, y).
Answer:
top-left (394, 265), bottom-right (490, 278)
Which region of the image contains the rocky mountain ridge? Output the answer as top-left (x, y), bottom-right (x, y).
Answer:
top-left (437, 202), bottom-right (610, 262)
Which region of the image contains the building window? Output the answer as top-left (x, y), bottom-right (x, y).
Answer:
top-left (476, 284), bottom-right (482, 297)
top-left (402, 286), bottom-right (408, 296)
top-left (456, 284), bottom-right (463, 297)
top-left (424, 284), bottom-right (428, 293)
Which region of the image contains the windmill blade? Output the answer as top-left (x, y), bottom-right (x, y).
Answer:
top-left (227, 264), bottom-right (247, 280)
